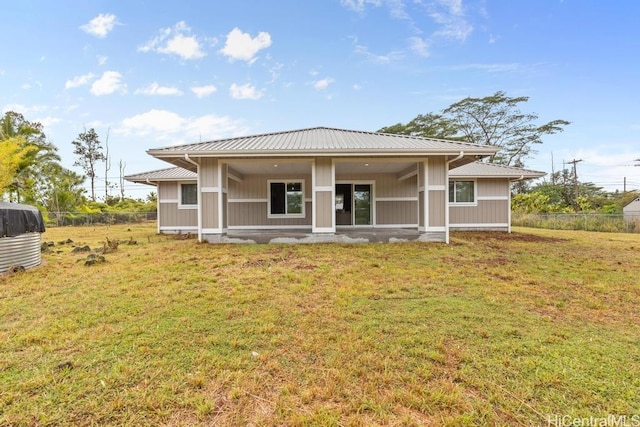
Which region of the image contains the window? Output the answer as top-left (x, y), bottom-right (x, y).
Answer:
top-left (449, 180), bottom-right (475, 204)
top-left (180, 183), bottom-right (197, 207)
top-left (269, 181), bottom-right (304, 216)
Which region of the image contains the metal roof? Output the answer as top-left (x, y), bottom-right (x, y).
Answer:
top-left (450, 162), bottom-right (546, 179)
top-left (125, 167), bottom-right (196, 184)
top-left (147, 126), bottom-right (498, 156)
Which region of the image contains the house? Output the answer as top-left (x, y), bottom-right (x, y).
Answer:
top-left (448, 162), bottom-right (545, 232)
top-left (126, 127), bottom-right (544, 243)
top-left (623, 197), bottom-right (640, 221)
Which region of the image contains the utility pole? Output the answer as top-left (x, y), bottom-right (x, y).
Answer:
top-left (567, 158), bottom-right (583, 204)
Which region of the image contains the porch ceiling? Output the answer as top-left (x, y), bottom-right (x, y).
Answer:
top-left (224, 159), bottom-right (418, 176)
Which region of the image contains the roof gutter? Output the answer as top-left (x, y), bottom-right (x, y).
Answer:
top-left (183, 154), bottom-right (202, 242)
top-left (447, 151), bottom-right (464, 166)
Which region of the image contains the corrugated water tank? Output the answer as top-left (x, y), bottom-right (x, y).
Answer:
top-left (0, 202), bottom-right (46, 273)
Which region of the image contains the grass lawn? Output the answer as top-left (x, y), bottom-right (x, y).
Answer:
top-left (1, 224), bottom-right (639, 426)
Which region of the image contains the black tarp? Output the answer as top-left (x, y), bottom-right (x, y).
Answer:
top-left (0, 202), bottom-right (46, 237)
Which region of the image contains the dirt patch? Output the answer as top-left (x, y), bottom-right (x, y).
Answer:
top-left (451, 231), bottom-right (566, 244)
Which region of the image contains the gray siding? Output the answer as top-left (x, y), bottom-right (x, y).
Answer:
top-left (159, 203), bottom-right (197, 228)
top-left (228, 202), bottom-right (312, 226)
top-left (450, 200), bottom-right (509, 224)
top-left (158, 181), bottom-right (198, 230)
top-left (377, 201), bottom-right (417, 224)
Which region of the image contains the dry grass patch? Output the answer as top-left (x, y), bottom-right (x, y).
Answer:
top-left (1, 224), bottom-right (639, 425)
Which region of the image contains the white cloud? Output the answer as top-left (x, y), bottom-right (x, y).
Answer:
top-left (353, 84), bottom-right (362, 90)
top-left (309, 69), bottom-right (319, 77)
top-left (191, 85), bottom-right (217, 98)
top-left (139, 21), bottom-right (205, 60)
top-left (35, 116), bottom-right (60, 128)
top-left (340, 0), bottom-right (382, 12)
top-left (80, 13), bottom-right (119, 38)
top-left (409, 36), bottom-right (430, 57)
top-left (229, 83), bottom-right (264, 100)
top-left (450, 63), bottom-right (520, 73)
top-left (3, 104), bottom-right (49, 114)
top-left (219, 28), bottom-right (272, 63)
top-left (354, 43), bottom-right (404, 63)
top-left (21, 83), bottom-right (31, 90)
top-left (313, 78), bottom-right (334, 90)
top-left (97, 55), bottom-right (108, 65)
top-left (429, 0), bottom-right (473, 41)
top-left (134, 82), bottom-right (183, 96)
top-left (118, 109), bottom-right (247, 143)
top-left (90, 71), bottom-right (126, 96)
top-left (65, 72), bottom-right (95, 89)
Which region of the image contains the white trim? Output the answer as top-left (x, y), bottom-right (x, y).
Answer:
top-left (450, 223), bottom-right (509, 228)
top-left (477, 196), bottom-right (509, 201)
top-left (267, 179), bottom-right (306, 219)
top-left (178, 182), bottom-right (198, 209)
top-left (335, 180), bottom-right (375, 226)
top-left (449, 178), bottom-right (477, 205)
top-left (312, 159), bottom-right (336, 233)
top-left (201, 186), bottom-right (220, 193)
top-left (376, 197), bottom-right (418, 202)
top-left (338, 223), bottom-right (418, 229)
top-left (229, 225), bottom-right (313, 230)
top-left (427, 185), bottom-right (446, 191)
top-left (312, 226), bottom-right (335, 233)
top-left (508, 186), bottom-right (512, 234)
top-left (202, 228), bottom-right (224, 234)
top-left (160, 226), bottom-right (198, 231)
top-left (449, 202), bottom-right (478, 207)
top-left (425, 226), bottom-right (446, 232)
top-left (156, 191), bottom-right (161, 234)
top-left (159, 199), bottom-right (179, 204)
top-left (229, 198), bottom-right (268, 203)
top-left (217, 164), bottom-right (225, 231)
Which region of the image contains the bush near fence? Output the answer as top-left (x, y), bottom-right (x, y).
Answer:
top-left (46, 211), bottom-right (157, 227)
top-left (512, 213), bottom-right (639, 233)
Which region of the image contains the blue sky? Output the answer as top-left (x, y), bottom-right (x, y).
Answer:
top-left (2, 0), bottom-right (639, 198)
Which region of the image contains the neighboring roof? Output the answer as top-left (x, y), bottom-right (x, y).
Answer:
top-left (146, 127), bottom-right (497, 170)
top-left (623, 197), bottom-right (640, 211)
top-left (125, 167), bottom-right (196, 185)
top-left (450, 162), bottom-right (546, 179)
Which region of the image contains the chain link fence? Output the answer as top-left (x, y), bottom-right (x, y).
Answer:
top-left (512, 213), bottom-right (639, 233)
top-left (46, 211), bottom-right (157, 227)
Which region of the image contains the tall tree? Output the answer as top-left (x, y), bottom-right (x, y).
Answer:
top-left (378, 113), bottom-right (459, 139)
top-left (0, 136), bottom-right (37, 196)
top-left (379, 92), bottom-right (570, 167)
top-left (0, 111), bottom-right (60, 202)
top-left (118, 159), bottom-right (126, 201)
top-left (72, 128), bottom-right (105, 201)
top-left (443, 91), bottom-right (570, 166)
top-left (38, 163), bottom-right (86, 225)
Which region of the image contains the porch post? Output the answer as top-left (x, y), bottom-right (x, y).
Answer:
top-left (200, 158), bottom-right (227, 242)
top-left (312, 157), bottom-right (335, 233)
top-left (417, 160), bottom-right (428, 232)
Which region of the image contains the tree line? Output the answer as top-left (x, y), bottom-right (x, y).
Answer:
top-left (0, 111), bottom-right (155, 223)
top-left (2, 92), bottom-right (637, 221)
top-left (379, 91), bottom-right (637, 214)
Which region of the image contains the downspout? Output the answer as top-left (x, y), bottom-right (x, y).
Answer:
top-left (445, 151), bottom-right (464, 244)
top-left (184, 154), bottom-right (202, 242)
top-left (146, 179), bottom-right (160, 235)
top-left (507, 175), bottom-right (525, 233)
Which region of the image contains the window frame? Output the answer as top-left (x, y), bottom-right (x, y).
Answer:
top-left (267, 179), bottom-right (305, 218)
top-left (448, 179), bottom-right (477, 206)
top-left (178, 181), bottom-right (198, 209)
